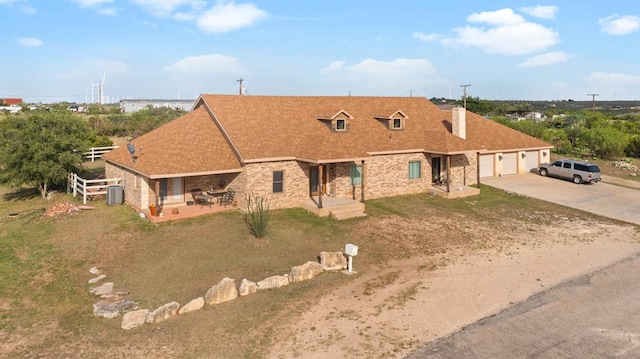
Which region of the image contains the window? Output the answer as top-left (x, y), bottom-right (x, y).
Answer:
top-left (392, 118), bottom-right (402, 129)
top-left (272, 171), bottom-right (284, 193)
top-left (408, 161), bottom-right (421, 179)
top-left (336, 118), bottom-right (346, 131)
top-left (350, 165), bottom-right (362, 185)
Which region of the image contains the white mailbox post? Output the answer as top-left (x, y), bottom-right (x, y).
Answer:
top-left (344, 243), bottom-right (358, 273)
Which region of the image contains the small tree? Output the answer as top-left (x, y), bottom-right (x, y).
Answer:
top-left (243, 193), bottom-right (271, 239)
top-left (0, 112), bottom-right (92, 198)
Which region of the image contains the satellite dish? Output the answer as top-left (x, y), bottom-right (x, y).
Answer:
top-left (127, 143), bottom-right (135, 155)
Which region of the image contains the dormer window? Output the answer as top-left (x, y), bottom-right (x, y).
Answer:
top-left (316, 110), bottom-right (353, 133)
top-left (374, 110), bottom-right (407, 130)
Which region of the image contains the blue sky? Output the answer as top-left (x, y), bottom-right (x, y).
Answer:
top-left (1, 1), bottom-right (640, 103)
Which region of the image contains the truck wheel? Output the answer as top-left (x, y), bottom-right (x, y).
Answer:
top-left (539, 168), bottom-right (548, 177)
top-left (573, 175), bottom-right (583, 184)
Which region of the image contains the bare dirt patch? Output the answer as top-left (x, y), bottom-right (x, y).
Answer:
top-left (267, 215), bottom-right (640, 359)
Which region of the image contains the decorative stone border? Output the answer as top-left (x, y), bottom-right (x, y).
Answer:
top-left (88, 251), bottom-right (349, 330)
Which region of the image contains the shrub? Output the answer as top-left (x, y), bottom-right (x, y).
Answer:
top-left (243, 193), bottom-right (271, 239)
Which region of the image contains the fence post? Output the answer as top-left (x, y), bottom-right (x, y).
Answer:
top-left (72, 173), bottom-right (77, 197)
top-left (82, 177), bottom-right (87, 204)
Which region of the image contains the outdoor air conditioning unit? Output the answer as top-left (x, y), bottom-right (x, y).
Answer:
top-left (107, 185), bottom-right (124, 205)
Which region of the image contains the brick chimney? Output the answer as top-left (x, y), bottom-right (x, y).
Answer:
top-left (452, 107), bottom-right (466, 139)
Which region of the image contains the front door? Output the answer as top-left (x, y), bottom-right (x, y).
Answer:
top-left (310, 165), bottom-right (328, 196)
top-left (431, 157), bottom-right (442, 183)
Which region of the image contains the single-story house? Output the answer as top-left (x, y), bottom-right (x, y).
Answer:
top-left (102, 95), bottom-right (551, 217)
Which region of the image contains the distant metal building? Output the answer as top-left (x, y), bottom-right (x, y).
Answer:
top-left (119, 99), bottom-right (195, 113)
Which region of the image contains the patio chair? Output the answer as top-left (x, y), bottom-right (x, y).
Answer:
top-left (190, 189), bottom-right (206, 206)
top-left (219, 188), bottom-right (236, 207)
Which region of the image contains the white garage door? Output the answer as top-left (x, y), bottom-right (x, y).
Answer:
top-left (525, 151), bottom-right (539, 173)
top-left (480, 154), bottom-right (494, 177)
top-left (502, 152), bottom-right (517, 175)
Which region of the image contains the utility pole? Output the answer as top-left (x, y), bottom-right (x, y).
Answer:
top-left (587, 93), bottom-right (599, 111)
top-left (461, 84), bottom-right (471, 109)
top-left (237, 78), bottom-right (244, 95)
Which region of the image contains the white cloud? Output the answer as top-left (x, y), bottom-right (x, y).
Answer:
top-left (164, 54), bottom-right (245, 75)
top-left (599, 14), bottom-right (640, 35)
top-left (324, 58), bottom-right (436, 84)
top-left (320, 58), bottom-right (440, 95)
top-left (446, 22), bottom-right (559, 55)
top-left (18, 37), bottom-right (43, 47)
top-left (196, 1), bottom-right (268, 33)
top-left (467, 8), bottom-right (525, 26)
top-left (129, 0), bottom-right (204, 18)
top-left (520, 5), bottom-right (558, 20)
top-left (412, 32), bottom-right (444, 42)
top-left (321, 60), bottom-right (345, 73)
top-left (518, 51), bottom-right (570, 67)
top-left (583, 72), bottom-right (640, 86)
top-left (432, 8), bottom-right (559, 55)
top-left (70, 0), bottom-right (113, 8)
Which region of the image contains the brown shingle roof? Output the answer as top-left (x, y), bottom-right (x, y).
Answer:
top-left (103, 106), bottom-right (241, 178)
top-left (104, 95), bottom-right (551, 176)
top-left (199, 95), bottom-right (549, 160)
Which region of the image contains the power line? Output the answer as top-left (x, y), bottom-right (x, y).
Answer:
top-left (460, 84), bottom-right (471, 109)
top-left (587, 93), bottom-right (599, 111)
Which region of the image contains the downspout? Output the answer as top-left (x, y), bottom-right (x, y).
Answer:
top-left (154, 180), bottom-right (160, 217)
top-left (360, 160), bottom-right (366, 203)
top-left (318, 165), bottom-right (323, 209)
top-left (446, 156), bottom-right (451, 193)
top-left (476, 152), bottom-right (481, 187)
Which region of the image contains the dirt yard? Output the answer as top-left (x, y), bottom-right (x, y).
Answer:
top-left (267, 216), bottom-right (640, 359)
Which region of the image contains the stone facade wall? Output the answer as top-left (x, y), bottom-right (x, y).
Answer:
top-left (106, 150), bottom-right (482, 214)
top-left (330, 153), bottom-right (434, 200)
top-left (450, 152), bottom-right (478, 186)
top-left (242, 160), bottom-right (310, 210)
top-left (105, 162), bottom-right (147, 209)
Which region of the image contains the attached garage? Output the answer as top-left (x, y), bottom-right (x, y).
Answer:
top-left (502, 152), bottom-right (518, 175)
top-left (525, 151), bottom-right (540, 173)
top-left (479, 154), bottom-right (494, 178)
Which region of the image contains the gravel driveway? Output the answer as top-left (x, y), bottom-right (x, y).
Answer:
top-left (482, 173), bottom-right (640, 225)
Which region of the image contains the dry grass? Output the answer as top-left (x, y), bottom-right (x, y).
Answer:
top-left (0, 174), bottom-right (631, 358)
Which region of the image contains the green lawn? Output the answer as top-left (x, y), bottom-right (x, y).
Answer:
top-left (0, 179), bottom-right (621, 358)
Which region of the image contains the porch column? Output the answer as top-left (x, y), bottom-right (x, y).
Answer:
top-left (446, 155), bottom-right (451, 193)
top-left (154, 179), bottom-right (160, 217)
top-left (318, 165), bottom-right (323, 209)
top-left (360, 160), bottom-right (366, 203)
top-left (476, 152), bottom-right (481, 187)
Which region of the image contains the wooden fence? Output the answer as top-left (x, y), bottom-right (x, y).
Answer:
top-left (83, 145), bottom-right (119, 162)
top-left (68, 173), bottom-right (121, 204)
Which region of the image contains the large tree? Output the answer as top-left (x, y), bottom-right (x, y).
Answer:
top-left (0, 112), bottom-right (92, 198)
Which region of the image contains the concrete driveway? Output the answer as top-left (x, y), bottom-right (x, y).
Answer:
top-left (482, 173), bottom-right (640, 225)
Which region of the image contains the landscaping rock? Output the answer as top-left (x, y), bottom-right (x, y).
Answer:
top-left (88, 274), bottom-right (106, 284)
top-left (320, 251), bottom-right (347, 271)
top-left (89, 267), bottom-right (100, 275)
top-left (257, 275), bottom-right (290, 290)
top-left (121, 309), bottom-right (149, 330)
top-left (93, 299), bottom-right (138, 318)
top-left (239, 278), bottom-right (257, 296)
top-left (204, 277), bottom-right (238, 305)
top-left (290, 261), bottom-right (324, 282)
top-left (178, 297), bottom-right (205, 315)
top-left (146, 301), bottom-right (180, 324)
top-left (90, 282), bottom-right (114, 297)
